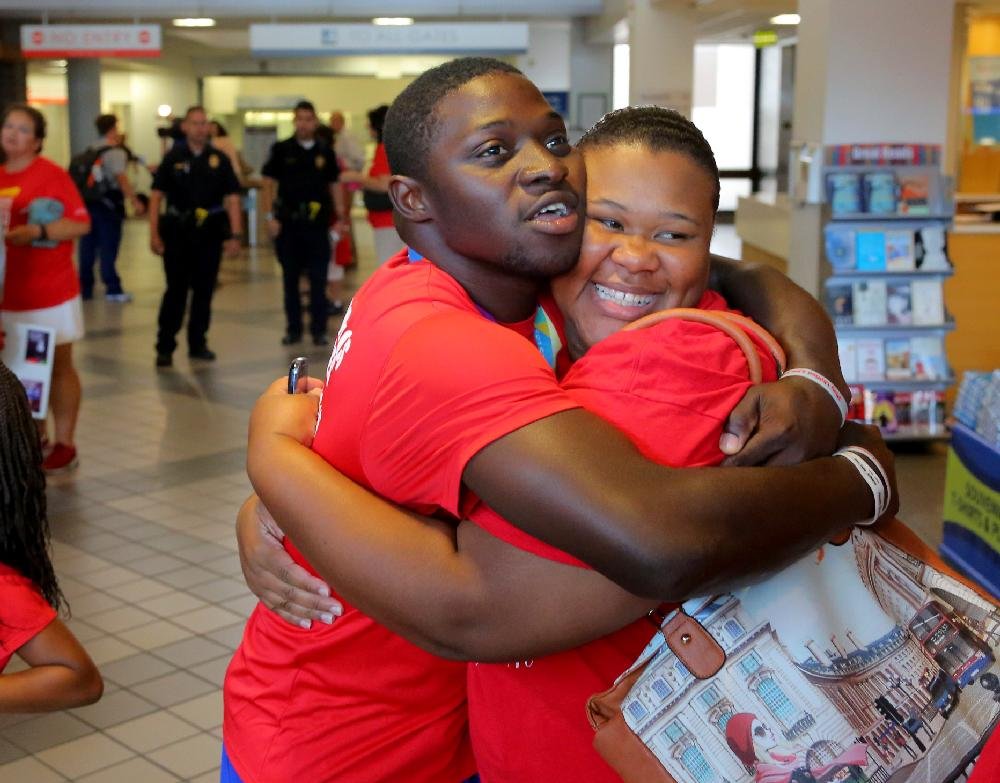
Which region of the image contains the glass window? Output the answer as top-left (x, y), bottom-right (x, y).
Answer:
top-left (716, 708), bottom-right (735, 733)
top-left (675, 660), bottom-right (691, 681)
top-left (626, 699), bottom-right (648, 722)
top-left (680, 745), bottom-right (720, 783)
top-left (652, 678), bottom-right (673, 701)
top-left (756, 677), bottom-right (798, 724)
top-left (739, 651), bottom-right (762, 676)
top-left (664, 721), bottom-right (686, 743)
top-left (699, 686), bottom-right (720, 709)
top-left (692, 44), bottom-right (756, 171)
top-left (724, 619), bottom-right (745, 641)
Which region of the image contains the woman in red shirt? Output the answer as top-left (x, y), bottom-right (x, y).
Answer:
top-left (339, 104), bottom-right (404, 266)
top-left (0, 104), bottom-right (91, 472)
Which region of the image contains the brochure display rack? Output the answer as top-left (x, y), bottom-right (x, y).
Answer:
top-left (821, 144), bottom-right (954, 440)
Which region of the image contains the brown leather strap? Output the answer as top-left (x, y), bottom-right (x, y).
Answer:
top-left (661, 610), bottom-right (726, 679)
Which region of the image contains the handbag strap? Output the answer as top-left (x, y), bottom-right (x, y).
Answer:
top-left (621, 307), bottom-right (772, 384)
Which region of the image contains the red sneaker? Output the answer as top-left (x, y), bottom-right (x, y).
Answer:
top-left (42, 443), bottom-right (78, 474)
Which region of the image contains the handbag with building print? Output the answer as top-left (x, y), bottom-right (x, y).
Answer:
top-left (588, 518), bottom-right (1000, 783)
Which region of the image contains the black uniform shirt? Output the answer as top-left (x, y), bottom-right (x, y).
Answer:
top-left (261, 137), bottom-right (340, 223)
top-left (152, 143), bottom-right (240, 212)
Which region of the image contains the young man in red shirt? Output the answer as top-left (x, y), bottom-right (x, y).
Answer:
top-left (224, 59), bottom-right (897, 782)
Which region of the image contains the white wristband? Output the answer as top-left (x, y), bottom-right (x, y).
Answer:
top-left (782, 368), bottom-right (848, 424)
top-left (839, 445), bottom-right (892, 517)
top-left (834, 450), bottom-right (887, 526)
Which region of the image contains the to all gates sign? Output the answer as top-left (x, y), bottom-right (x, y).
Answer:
top-left (21, 25), bottom-right (162, 58)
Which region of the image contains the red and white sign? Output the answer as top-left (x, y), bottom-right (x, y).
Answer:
top-left (21, 25), bottom-right (161, 59)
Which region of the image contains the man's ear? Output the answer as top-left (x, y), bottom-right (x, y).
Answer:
top-left (389, 175), bottom-right (433, 224)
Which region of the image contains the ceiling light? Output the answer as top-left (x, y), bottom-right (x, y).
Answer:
top-left (372, 17), bottom-right (414, 26)
top-left (770, 14), bottom-right (801, 25)
top-left (173, 18), bottom-right (216, 27)
top-left (53, 59), bottom-right (68, 67)
top-left (157, 104), bottom-right (173, 118)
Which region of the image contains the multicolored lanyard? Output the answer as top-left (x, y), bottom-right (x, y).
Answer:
top-left (407, 248), bottom-right (561, 369)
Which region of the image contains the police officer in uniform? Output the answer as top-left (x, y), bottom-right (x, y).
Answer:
top-left (261, 100), bottom-right (346, 346)
top-left (149, 105), bottom-right (242, 368)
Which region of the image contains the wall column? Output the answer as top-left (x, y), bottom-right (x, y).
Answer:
top-left (67, 58), bottom-right (101, 156)
top-left (627, 0), bottom-right (696, 115)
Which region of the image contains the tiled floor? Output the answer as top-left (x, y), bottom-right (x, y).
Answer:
top-left (0, 220), bottom-right (948, 782)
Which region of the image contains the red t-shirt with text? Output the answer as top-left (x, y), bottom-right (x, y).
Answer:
top-left (0, 562), bottom-right (57, 671)
top-left (468, 291), bottom-right (780, 782)
top-left (223, 249), bottom-right (579, 783)
top-left (0, 156), bottom-right (88, 311)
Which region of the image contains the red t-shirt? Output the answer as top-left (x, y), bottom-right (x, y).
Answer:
top-left (223, 249), bottom-right (580, 783)
top-left (0, 562), bottom-right (57, 671)
top-left (970, 725), bottom-right (1000, 783)
top-left (366, 143), bottom-right (394, 230)
top-left (468, 290), bottom-right (780, 783)
top-left (0, 156), bottom-right (88, 311)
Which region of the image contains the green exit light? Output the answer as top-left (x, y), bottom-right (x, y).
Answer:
top-left (753, 29), bottom-right (778, 48)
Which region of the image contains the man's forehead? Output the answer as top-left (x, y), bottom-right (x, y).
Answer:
top-left (431, 75), bottom-right (554, 136)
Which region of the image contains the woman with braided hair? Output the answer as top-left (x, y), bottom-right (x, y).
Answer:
top-left (0, 361), bottom-right (102, 712)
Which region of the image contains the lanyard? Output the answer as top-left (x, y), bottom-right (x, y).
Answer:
top-left (407, 248), bottom-right (560, 369)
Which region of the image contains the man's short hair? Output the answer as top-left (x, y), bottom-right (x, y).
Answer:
top-left (384, 57), bottom-right (522, 182)
top-left (95, 114), bottom-right (118, 136)
top-left (184, 105), bottom-right (207, 119)
top-left (294, 100), bottom-right (317, 115)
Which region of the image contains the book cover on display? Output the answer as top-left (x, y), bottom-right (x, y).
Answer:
top-left (853, 280), bottom-right (888, 325)
top-left (847, 384), bottom-right (866, 420)
top-left (863, 171), bottom-right (899, 214)
top-left (824, 143), bottom-right (941, 166)
top-left (917, 225), bottom-right (950, 270)
top-left (857, 338), bottom-right (886, 381)
top-left (856, 232), bottom-right (887, 271)
top-left (885, 338), bottom-right (913, 380)
top-left (0, 324), bottom-right (56, 420)
top-left (824, 227), bottom-right (856, 270)
top-left (827, 284), bottom-right (854, 324)
top-left (838, 338), bottom-right (859, 383)
top-left (826, 172), bottom-right (863, 215)
top-left (898, 173), bottom-right (932, 215)
top-left (911, 337), bottom-right (947, 380)
top-left (912, 279), bottom-right (945, 324)
top-left (885, 230), bottom-right (916, 270)
top-left (865, 389), bottom-right (899, 432)
top-left (886, 282), bottom-right (913, 325)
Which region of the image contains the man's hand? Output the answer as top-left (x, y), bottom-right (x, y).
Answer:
top-left (836, 421), bottom-right (899, 524)
top-left (720, 376), bottom-right (843, 466)
top-left (223, 238), bottom-right (241, 258)
top-left (237, 496), bottom-right (342, 628)
top-left (150, 232), bottom-right (165, 256)
top-left (267, 218), bottom-right (282, 240)
top-left (6, 225), bottom-right (40, 246)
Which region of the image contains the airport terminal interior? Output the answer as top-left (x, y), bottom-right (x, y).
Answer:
top-left (0, 1), bottom-right (998, 781)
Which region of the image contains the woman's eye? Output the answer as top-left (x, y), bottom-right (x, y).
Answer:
top-left (546, 135), bottom-right (570, 152)
top-left (655, 231), bottom-right (686, 242)
top-left (598, 218), bottom-right (623, 231)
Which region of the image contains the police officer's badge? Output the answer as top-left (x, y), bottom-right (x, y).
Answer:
top-left (209, 154), bottom-right (220, 169)
top-left (315, 155), bottom-right (325, 169)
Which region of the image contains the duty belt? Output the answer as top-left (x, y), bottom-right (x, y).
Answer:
top-left (279, 200), bottom-right (325, 223)
top-left (166, 205), bottom-right (226, 228)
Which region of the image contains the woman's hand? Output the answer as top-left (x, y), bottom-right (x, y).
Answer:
top-left (236, 495), bottom-right (342, 628)
top-left (5, 225), bottom-right (40, 246)
top-left (248, 376), bottom-right (324, 448)
top-left (719, 376), bottom-right (843, 466)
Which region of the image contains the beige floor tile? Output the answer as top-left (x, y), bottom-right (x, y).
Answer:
top-left (85, 605), bottom-right (157, 633)
top-left (131, 671), bottom-right (217, 708)
top-left (71, 688), bottom-right (159, 730)
top-left (82, 636), bottom-right (141, 665)
top-left (116, 619), bottom-right (194, 651)
top-left (0, 756), bottom-right (66, 782)
top-left (103, 577), bottom-right (174, 603)
top-left (75, 756), bottom-right (180, 783)
top-left (171, 605), bottom-right (245, 634)
top-left (168, 690), bottom-right (224, 730)
top-left (150, 636), bottom-right (231, 668)
top-left (146, 733), bottom-right (222, 779)
top-left (35, 733), bottom-right (134, 779)
top-left (0, 712), bottom-right (94, 753)
top-left (189, 655), bottom-right (233, 687)
top-left (140, 591), bottom-right (208, 618)
top-left (99, 652), bottom-right (177, 687)
top-left (75, 565), bottom-right (142, 590)
top-left (106, 711), bottom-right (200, 753)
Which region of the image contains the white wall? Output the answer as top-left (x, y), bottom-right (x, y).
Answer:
top-left (516, 21), bottom-right (571, 92)
top-left (569, 17), bottom-right (612, 132)
top-left (795, 0), bottom-right (955, 145)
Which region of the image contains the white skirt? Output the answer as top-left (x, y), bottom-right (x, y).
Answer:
top-left (1, 297), bottom-right (85, 345)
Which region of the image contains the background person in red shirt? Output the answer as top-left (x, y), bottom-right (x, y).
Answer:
top-left (227, 60), bottom-right (895, 783)
top-left (0, 104), bottom-right (91, 473)
top-left (0, 360), bottom-right (103, 711)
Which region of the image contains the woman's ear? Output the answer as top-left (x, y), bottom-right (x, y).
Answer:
top-left (389, 176), bottom-right (433, 224)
